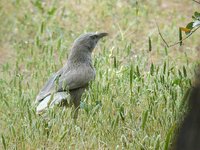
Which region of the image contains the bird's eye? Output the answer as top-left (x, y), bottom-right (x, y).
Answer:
top-left (90, 35), bottom-right (97, 40)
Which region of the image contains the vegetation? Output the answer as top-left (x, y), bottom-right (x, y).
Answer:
top-left (0, 0), bottom-right (199, 149)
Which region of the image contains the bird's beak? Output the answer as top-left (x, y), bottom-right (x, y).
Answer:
top-left (96, 32), bottom-right (108, 39)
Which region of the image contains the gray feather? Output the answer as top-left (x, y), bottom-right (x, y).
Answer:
top-left (35, 69), bottom-right (63, 102)
top-left (36, 92), bottom-right (70, 114)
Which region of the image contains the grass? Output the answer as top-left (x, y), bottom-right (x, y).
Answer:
top-left (0, 0), bottom-right (200, 149)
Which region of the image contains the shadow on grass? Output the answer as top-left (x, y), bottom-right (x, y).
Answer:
top-left (173, 66), bottom-right (200, 150)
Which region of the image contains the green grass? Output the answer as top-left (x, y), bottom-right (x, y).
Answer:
top-left (0, 0), bottom-right (199, 149)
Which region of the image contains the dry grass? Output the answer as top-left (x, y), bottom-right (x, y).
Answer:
top-left (0, 0), bottom-right (199, 149)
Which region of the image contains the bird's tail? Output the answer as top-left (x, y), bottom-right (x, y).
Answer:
top-left (36, 92), bottom-right (70, 114)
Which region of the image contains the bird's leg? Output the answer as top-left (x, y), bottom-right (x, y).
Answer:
top-left (73, 99), bottom-right (80, 119)
top-left (69, 88), bottom-right (85, 119)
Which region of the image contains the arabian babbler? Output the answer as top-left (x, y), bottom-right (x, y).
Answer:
top-left (35, 32), bottom-right (108, 118)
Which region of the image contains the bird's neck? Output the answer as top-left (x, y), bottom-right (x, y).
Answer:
top-left (68, 46), bottom-right (92, 65)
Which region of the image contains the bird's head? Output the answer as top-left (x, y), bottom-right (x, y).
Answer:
top-left (72, 32), bottom-right (108, 52)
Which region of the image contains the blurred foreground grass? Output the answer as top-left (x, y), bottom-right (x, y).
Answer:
top-left (0, 0), bottom-right (200, 149)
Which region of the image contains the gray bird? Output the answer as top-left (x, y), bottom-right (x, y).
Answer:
top-left (35, 32), bottom-right (108, 118)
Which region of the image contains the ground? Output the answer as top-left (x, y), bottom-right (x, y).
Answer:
top-left (0, 0), bottom-right (199, 149)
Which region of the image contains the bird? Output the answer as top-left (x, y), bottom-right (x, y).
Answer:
top-left (35, 32), bottom-right (108, 118)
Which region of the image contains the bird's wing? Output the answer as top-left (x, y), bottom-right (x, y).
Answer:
top-left (36, 64), bottom-right (95, 102)
top-left (36, 92), bottom-right (70, 114)
top-left (35, 68), bottom-right (63, 102)
top-left (58, 64), bottom-right (95, 90)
